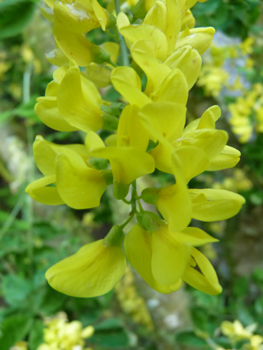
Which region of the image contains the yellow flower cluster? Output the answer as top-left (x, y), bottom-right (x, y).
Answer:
top-left (198, 36), bottom-right (255, 98)
top-left (219, 320), bottom-right (263, 350)
top-left (115, 266), bottom-right (154, 331)
top-left (212, 168), bottom-right (253, 192)
top-left (37, 312), bottom-right (94, 350)
top-left (197, 35), bottom-right (263, 143)
top-left (229, 83), bottom-right (263, 143)
top-left (26, 0), bottom-right (245, 298)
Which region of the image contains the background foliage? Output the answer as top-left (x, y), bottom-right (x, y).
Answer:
top-left (0, 0), bottom-right (263, 349)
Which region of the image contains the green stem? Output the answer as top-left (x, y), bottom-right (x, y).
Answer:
top-left (114, 0), bottom-right (129, 66)
top-left (120, 212), bottom-right (135, 229)
top-left (131, 181), bottom-right (137, 212)
top-left (23, 62), bottom-right (34, 276)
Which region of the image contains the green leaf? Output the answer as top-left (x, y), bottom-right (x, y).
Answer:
top-left (176, 331), bottom-right (208, 347)
top-left (15, 95), bottom-right (40, 123)
top-left (0, 314), bottom-right (32, 350)
top-left (0, 0), bottom-right (37, 40)
top-left (28, 320), bottom-right (44, 350)
top-left (2, 275), bottom-right (33, 307)
top-left (90, 319), bottom-right (129, 347)
top-left (0, 110), bottom-right (14, 125)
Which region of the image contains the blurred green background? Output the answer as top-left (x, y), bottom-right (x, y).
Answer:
top-left (0, 0), bottom-right (263, 349)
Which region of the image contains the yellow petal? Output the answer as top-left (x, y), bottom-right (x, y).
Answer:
top-left (25, 175), bottom-right (64, 205)
top-left (183, 248), bottom-right (222, 295)
top-left (165, 46), bottom-right (202, 90)
top-left (124, 225), bottom-right (181, 294)
top-left (111, 67), bottom-right (151, 108)
top-left (176, 27), bottom-right (215, 55)
top-left (176, 227), bottom-right (218, 246)
top-left (165, 0), bottom-right (181, 55)
top-left (174, 146), bottom-right (210, 182)
top-left (56, 153), bottom-right (107, 209)
top-left (35, 97), bottom-right (77, 132)
top-left (90, 147), bottom-right (155, 184)
top-left (46, 239), bottom-right (126, 297)
top-left (85, 131), bottom-right (105, 152)
top-left (45, 47), bottom-right (68, 66)
top-left (190, 188), bottom-right (245, 221)
top-left (117, 105), bottom-right (149, 150)
top-left (53, 2), bottom-right (99, 34)
top-left (119, 23), bottom-right (168, 61)
top-left (57, 65), bottom-right (103, 132)
top-left (207, 145), bottom-right (241, 171)
top-left (86, 63), bottom-right (111, 88)
top-left (53, 22), bottom-right (96, 66)
top-left (180, 129), bottom-right (228, 160)
top-left (151, 68), bottom-right (188, 105)
top-left (33, 135), bottom-right (87, 176)
top-left (131, 41), bottom-right (171, 95)
top-left (156, 152), bottom-right (191, 232)
top-left (151, 225), bottom-right (192, 285)
top-left (143, 1), bottom-right (166, 32)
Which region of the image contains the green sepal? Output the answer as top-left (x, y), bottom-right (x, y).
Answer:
top-left (91, 45), bottom-right (112, 65)
top-left (141, 188), bottom-right (160, 205)
top-left (88, 157), bottom-right (109, 170)
top-left (101, 102), bottom-right (125, 116)
top-left (106, 11), bottom-right (116, 29)
top-left (131, 0), bottom-right (147, 19)
top-left (102, 114), bottom-right (119, 131)
top-left (136, 211), bottom-right (164, 233)
top-left (101, 170), bottom-right (113, 185)
top-left (113, 180), bottom-right (130, 200)
top-left (103, 225), bottom-right (124, 247)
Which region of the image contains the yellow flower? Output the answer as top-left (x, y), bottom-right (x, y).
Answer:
top-left (124, 224), bottom-right (221, 295)
top-left (91, 105), bottom-right (155, 185)
top-left (26, 134), bottom-right (107, 209)
top-left (46, 232), bottom-right (126, 297)
top-left (221, 320), bottom-right (253, 341)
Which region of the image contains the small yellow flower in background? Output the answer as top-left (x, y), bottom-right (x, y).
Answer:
top-left (221, 320), bottom-right (254, 341)
top-left (10, 341), bottom-right (28, 350)
top-left (37, 312), bottom-right (94, 350)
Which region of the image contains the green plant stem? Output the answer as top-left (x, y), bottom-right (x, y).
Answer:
top-left (23, 62), bottom-right (34, 276)
top-left (131, 181), bottom-right (137, 212)
top-left (114, 0), bottom-right (129, 66)
top-left (120, 212), bottom-right (135, 229)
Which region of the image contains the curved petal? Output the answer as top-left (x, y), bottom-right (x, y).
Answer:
top-left (124, 225), bottom-right (181, 294)
top-left (176, 27), bottom-right (215, 55)
top-left (56, 153), bottom-right (107, 209)
top-left (207, 145), bottom-right (241, 171)
top-left (35, 97), bottom-right (77, 132)
top-left (57, 65), bottom-right (103, 132)
top-left (165, 46), bottom-right (202, 90)
top-left (131, 41), bottom-right (171, 95)
top-left (190, 188), bottom-right (245, 222)
top-left (151, 68), bottom-right (188, 106)
top-left (156, 152), bottom-right (191, 232)
top-left (176, 227), bottom-right (218, 246)
top-left (111, 67), bottom-right (151, 108)
top-left (46, 240), bottom-right (126, 297)
top-left (151, 225), bottom-right (192, 285)
top-left (183, 248), bottom-right (222, 295)
top-left (25, 175), bottom-right (64, 205)
top-left (117, 105), bottom-right (149, 150)
top-left (90, 147), bottom-right (155, 184)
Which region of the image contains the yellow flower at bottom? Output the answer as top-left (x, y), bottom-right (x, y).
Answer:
top-left (46, 239), bottom-right (126, 297)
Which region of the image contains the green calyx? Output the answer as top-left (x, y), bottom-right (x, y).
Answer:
top-left (103, 225), bottom-right (124, 247)
top-left (102, 114), bottom-right (119, 131)
top-left (113, 180), bottom-right (130, 200)
top-left (101, 170), bottom-right (113, 185)
top-left (137, 211), bottom-right (164, 233)
top-left (141, 188), bottom-right (160, 205)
